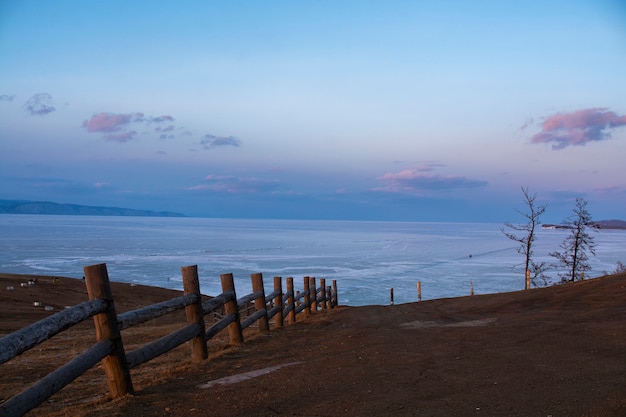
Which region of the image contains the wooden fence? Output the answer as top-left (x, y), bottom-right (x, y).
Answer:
top-left (0, 263), bottom-right (338, 417)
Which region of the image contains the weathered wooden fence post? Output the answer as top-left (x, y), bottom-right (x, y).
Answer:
top-left (417, 281), bottom-right (422, 302)
top-left (251, 273), bottom-right (270, 332)
top-left (332, 280), bottom-right (338, 307)
top-left (83, 263), bottom-right (134, 398)
top-left (273, 276), bottom-right (283, 328)
top-left (181, 265), bottom-right (207, 361)
top-left (309, 277), bottom-right (317, 312)
top-left (303, 276), bottom-right (311, 315)
top-left (319, 278), bottom-right (327, 310)
top-left (286, 277), bottom-right (296, 324)
top-left (220, 273), bottom-right (243, 345)
top-left (390, 288), bottom-right (394, 305)
top-left (325, 285), bottom-right (332, 309)
top-left (470, 280), bottom-right (474, 296)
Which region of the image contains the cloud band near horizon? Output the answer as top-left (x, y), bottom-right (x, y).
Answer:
top-left (375, 164), bottom-right (488, 195)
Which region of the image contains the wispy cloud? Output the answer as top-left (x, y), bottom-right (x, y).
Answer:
top-left (24, 93), bottom-right (56, 116)
top-left (592, 185), bottom-right (626, 194)
top-left (0, 94), bottom-right (15, 102)
top-left (155, 125), bottom-right (175, 132)
top-left (519, 117), bottom-right (534, 131)
top-left (531, 108), bottom-right (626, 150)
top-left (103, 131), bottom-right (138, 143)
top-left (200, 134), bottom-right (241, 149)
top-left (375, 164), bottom-right (487, 195)
top-left (150, 115), bottom-right (175, 123)
top-left (187, 174), bottom-right (276, 193)
top-left (156, 125), bottom-right (176, 140)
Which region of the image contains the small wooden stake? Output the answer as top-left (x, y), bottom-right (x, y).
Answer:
top-left (417, 281), bottom-right (422, 302)
top-left (470, 280), bottom-right (474, 296)
top-left (390, 288), bottom-right (394, 305)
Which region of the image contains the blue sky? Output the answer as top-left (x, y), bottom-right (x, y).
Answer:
top-left (1, 0), bottom-right (625, 222)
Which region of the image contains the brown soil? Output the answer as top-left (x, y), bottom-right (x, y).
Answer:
top-left (1, 272), bottom-right (625, 417)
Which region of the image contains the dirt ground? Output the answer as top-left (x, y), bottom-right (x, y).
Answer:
top-left (1, 272), bottom-right (625, 417)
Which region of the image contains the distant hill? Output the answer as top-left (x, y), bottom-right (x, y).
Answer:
top-left (594, 219), bottom-right (626, 230)
top-left (542, 219), bottom-right (626, 230)
top-left (0, 200), bottom-right (186, 217)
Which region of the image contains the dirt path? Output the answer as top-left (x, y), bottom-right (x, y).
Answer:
top-left (1, 273), bottom-right (625, 416)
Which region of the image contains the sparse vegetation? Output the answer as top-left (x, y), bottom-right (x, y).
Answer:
top-left (550, 197), bottom-right (597, 282)
top-left (502, 187), bottom-right (550, 288)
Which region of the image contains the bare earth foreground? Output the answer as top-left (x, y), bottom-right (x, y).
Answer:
top-left (1, 272), bottom-right (625, 417)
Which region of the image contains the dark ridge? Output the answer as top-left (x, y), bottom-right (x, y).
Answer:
top-left (0, 199), bottom-right (185, 218)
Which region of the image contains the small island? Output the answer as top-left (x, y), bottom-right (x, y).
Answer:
top-left (542, 219), bottom-right (626, 230)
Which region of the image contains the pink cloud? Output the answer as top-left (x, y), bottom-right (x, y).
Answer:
top-left (376, 165), bottom-right (487, 195)
top-left (531, 108), bottom-right (626, 150)
top-left (82, 112), bottom-right (144, 132)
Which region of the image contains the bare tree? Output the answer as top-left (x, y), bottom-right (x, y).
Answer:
top-left (550, 197), bottom-right (597, 283)
top-left (502, 187), bottom-right (549, 289)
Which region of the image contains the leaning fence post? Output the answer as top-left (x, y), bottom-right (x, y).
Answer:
top-left (273, 276), bottom-right (283, 328)
top-left (309, 277), bottom-right (317, 312)
top-left (251, 273), bottom-right (269, 332)
top-left (332, 280), bottom-right (338, 307)
top-left (83, 263), bottom-right (134, 398)
top-left (182, 265), bottom-right (207, 361)
top-left (286, 277), bottom-right (296, 324)
top-left (220, 273), bottom-right (243, 345)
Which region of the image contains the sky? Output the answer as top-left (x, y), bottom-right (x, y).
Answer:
top-left (1, 0), bottom-right (625, 222)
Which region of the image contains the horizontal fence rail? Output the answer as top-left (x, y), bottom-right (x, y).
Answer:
top-left (0, 263), bottom-right (338, 417)
top-left (0, 298), bottom-right (108, 365)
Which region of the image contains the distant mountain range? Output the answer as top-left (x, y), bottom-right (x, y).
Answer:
top-left (0, 200), bottom-right (186, 218)
top-left (542, 220), bottom-right (626, 230)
